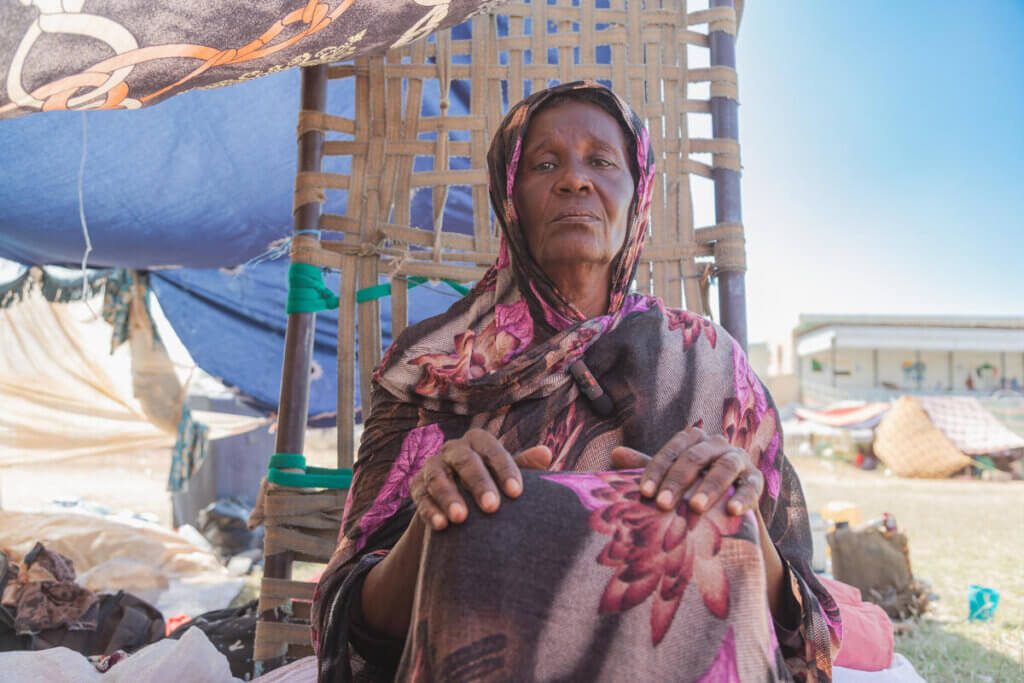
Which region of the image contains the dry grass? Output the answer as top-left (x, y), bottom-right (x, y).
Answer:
top-left (791, 455), bottom-right (1024, 682)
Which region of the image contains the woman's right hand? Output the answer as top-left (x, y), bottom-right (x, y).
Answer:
top-left (409, 428), bottom-right (553, 531)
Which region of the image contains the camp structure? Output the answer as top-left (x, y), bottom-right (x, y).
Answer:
top-left (1, 0), bottom-right (751, 676)
top-left (872, 395), bottom-right (1024, 479)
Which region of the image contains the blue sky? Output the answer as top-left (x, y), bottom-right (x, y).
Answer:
top-left (726, 0), bottom-right (1024, 343)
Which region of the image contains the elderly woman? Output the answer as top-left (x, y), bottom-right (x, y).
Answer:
top-left (312, 82), bottom-right (840, 682)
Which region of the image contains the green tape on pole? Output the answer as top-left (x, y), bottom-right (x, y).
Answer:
top-left (287, 263), bottom-right (339, 314)
top-left (267, 453), bottom-right (352, 490)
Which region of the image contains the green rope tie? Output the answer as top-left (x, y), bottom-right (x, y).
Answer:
top-left (267, 453), bottom-right (352, 489)
top-left (287, 262), bottom-right (470, 315)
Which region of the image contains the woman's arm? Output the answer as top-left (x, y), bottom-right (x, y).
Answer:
top-left (360, 514), bottom-right (427, 638)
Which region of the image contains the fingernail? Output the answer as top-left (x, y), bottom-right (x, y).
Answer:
top-left (448, 502), bottom-right (466, 520)
top-left (656, 490), bottom-right (673, 508)
top-left (641, 480), bottom-right (655, 496)
top-left (691, 493), bottom-right (708, 510)
top-left (506, 478), bottom-right (522, 496)
top-left (481, 491), bottom-right (499, 510)
top-left (431, 513), bottom-right (446, 529)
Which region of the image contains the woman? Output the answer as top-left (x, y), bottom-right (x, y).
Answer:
top-left (312, 82), bottom-right (841, 682)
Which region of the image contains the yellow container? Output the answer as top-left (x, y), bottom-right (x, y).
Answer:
top-left (821, 500), bottom-right (862, 529)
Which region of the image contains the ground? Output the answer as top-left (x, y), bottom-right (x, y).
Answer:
top-left (792, 454), bottom-right (1023, 682)
top-left (2, 445), bottom-right (1021, 680)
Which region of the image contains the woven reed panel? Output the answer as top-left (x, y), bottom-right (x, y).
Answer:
top-left (290, 1), bottom-right (745, 462)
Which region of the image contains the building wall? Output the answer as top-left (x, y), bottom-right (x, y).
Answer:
top-left (799, 347), bottom-right (1023, 393)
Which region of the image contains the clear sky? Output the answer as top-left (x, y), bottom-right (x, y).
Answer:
top-left (725, 0), bottom-right (1024, 344)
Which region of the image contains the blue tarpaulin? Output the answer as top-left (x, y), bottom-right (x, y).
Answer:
top-left (150, 261), bottom-right (461, 423)
top-left (0, 32), bottom-right (480, 421)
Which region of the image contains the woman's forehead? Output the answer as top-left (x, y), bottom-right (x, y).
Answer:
top-left (522, 100), bottom-right (629, 153)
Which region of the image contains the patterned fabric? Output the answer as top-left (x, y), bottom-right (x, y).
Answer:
top-left (917, 395), bottom-right (1024, 455)
top-left (101, 269), bottom-right (136, 353)
top-left (1, 0), bottom-right (505, 119)
top-left (169, 404), bottom-right (211, 492)
top-left (4, 543), bottom-right (98, 636)
top-left (312, 82), bottom-right (840, 682)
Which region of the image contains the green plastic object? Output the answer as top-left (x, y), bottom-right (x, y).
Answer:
top-left (286, 262), bottom-right (471, 316)
top-left (267, 453), bottom-right (352, 490)
top-left (968, 584), bottom-right (1000, 621)
top-left (286, 263), bottom-right (339, 314)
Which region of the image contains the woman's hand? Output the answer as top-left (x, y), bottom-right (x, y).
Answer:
top-left (611, 428), bottom-right (793, 619)
top-left (363, 430), bottom-right (551, 639)
top-left (409, 429), bottom-right (553, 531)
top-left (609, 427), bottom-right (763, 517)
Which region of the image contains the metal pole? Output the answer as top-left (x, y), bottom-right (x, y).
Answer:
top-left (259, 64), bottom-right (327, 671)
top-left (710, 0), bottom-right (747, 351)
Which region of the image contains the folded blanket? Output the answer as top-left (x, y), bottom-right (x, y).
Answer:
top-left (821, 576), bottom-right (894, 671)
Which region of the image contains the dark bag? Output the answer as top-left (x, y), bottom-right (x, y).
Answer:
top-left (827, 522), bottom-right (929, 619)
top-left (169, 599), bottom-right (258, 679)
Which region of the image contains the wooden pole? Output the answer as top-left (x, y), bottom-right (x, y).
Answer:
top-left (710, 0), bottom-right (747, 351)
top-left (708, 1), bottom-right (749, 352)
top-left (260, 64), bottom-right (327, 671)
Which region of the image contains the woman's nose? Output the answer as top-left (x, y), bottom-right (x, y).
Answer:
top-left (556, 160), bottom-right (591, 193)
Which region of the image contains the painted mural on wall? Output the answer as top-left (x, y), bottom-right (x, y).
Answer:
top-left (0, 0), bottom-right (506, 119)
top-left (901, 360), bottom-right (926, 384)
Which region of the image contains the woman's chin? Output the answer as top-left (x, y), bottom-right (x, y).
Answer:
top-left (537, 238), bottom-right (615, 270)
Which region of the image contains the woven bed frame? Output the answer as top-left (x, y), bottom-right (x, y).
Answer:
top-left (255, 0), bottom-right (748, 671)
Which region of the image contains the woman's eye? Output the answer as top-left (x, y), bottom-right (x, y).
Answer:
top-left (534, 161), bottom-right (556, 171)
top-left (591, 158), bottom-right (613, 168)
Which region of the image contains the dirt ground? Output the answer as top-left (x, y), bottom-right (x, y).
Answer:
top-left (2, 445), bottom-right (1021, 680)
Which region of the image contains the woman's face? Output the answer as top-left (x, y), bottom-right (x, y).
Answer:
top-left (513, 100), bottom-right (635, 280)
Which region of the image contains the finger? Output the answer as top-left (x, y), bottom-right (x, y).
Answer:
top-left (410, 479), bottom-right (449, 530)
top-left (610, 446), bottom-right (650, 470)
top-left (422, 457), bottom-right (469, 523)
top-left (727, 470), bottom-right (764, 516)
top-left (689, 446), bottom-right (748, 513)
top-left (514, 445), bottom-right (553, 473)
top-left (646, 429), bottom-right (710, 504)
top-left (467, 429), bottom-right (524, 497)
top-left (447, 441), bottom-right (502, 513)
top-left (410, 471), bottom-right (449, 530)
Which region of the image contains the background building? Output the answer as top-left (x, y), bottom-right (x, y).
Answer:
top-left (792, 315), bottom-right (1024, 407)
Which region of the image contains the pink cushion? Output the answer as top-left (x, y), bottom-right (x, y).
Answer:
top-left (820, 576), bottom-right (894, 672)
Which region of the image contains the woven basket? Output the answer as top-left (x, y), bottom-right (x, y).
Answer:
top-left (873, 395), bottom-right (974, 478)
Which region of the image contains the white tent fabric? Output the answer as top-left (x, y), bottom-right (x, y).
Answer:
top-left (0, 284), bottom-right (264, 466)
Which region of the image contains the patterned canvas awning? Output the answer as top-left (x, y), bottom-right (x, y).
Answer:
top-left (0, 0), bottom-right (506, 119)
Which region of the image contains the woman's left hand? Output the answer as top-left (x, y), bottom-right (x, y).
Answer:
top-left (610, 426), bottom-right (763, 517)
